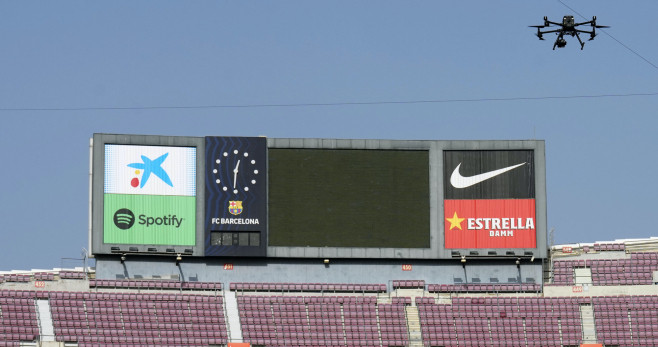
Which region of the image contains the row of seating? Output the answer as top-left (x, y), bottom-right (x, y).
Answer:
top-left (230, 282), bottom-right (386, 292)
top-left (34, 272), bottom-right (55, 281)
top-left (427, 283), bottom-right (541, 293)
top-left (1, 272), bottom-right (85, 282)
top-left (0, 274), bottom-right (29, 283)
top-left (237, 295), bottom-right (376, 304)
top-left (89, 279), bottom-right (222, 291)
top-left (590, 243), bottom-right (626, 252)
top-left (59, 271), bottom-right (86, 279)
top-left (391, 280), bottom-right (425, 289)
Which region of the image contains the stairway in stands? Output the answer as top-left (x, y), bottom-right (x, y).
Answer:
top-left (405, 305), bottom-right (423, 347)
top-left (35, 299), bottom-right (54, 342)
top-left (580, 303), bottom-right (597, 344)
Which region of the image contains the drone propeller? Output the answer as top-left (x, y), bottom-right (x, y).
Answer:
top-left (529, 16), bottom-right (550, 29)
top-left (591, 16), bottom-right (610, 28)
top-left (589, 16), bottom-right (608, 41)
top-left (528, 26), bottom-right (545, 40)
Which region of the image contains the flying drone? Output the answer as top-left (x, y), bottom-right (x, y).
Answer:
top-left (530, 15), bottom-right (609, 50)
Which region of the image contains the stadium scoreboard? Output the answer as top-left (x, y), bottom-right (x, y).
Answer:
top-left (91, 134), bottom-right (547, 259)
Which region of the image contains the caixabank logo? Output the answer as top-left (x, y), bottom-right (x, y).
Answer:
top-left (103, 144), bottom-right (196, 246)
top-left (105, 144), bottom-right (195, 196)
top-left (444, 150), bottom-right (536, 249)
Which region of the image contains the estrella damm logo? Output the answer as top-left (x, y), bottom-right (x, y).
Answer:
top-left (113, 208), bottom-right (135, 230)
top-left (228, 201), bottom-right (243, 215)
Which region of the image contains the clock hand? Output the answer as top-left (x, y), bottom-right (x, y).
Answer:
top-left (233, 159), bottom-right (240, 189)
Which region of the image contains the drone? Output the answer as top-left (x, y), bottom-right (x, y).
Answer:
top-left (530, 15), bottom-right (609, 50)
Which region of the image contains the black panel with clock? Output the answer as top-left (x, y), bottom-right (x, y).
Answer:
top-left (205, 136), bottom-right (267, 256)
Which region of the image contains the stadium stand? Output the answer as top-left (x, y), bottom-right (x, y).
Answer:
top-left (2, 239), bottom-right (658, 346)
top-left (50, 291), bottom-right (227, 345)
top-left (416, 296), bottom-right (583, 346)
top-left (0, 290), bottom-right (42, 346)
top-left (236, 294), bottom-right (405, 347)
top-left (551, 252), bottom-right (658, 286)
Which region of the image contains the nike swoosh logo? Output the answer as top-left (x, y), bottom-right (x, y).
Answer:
top-left (450, 162), bottom-right (526, 188)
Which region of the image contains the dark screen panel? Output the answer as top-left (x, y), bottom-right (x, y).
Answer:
top-left (268, 149), bottom-right (430, 248)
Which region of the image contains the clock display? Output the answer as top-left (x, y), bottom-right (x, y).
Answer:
top-left (212, 149), bottom-right (260, 195)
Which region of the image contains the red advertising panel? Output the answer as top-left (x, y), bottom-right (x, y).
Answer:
top-left (444, 199), bottom-right (536, 248)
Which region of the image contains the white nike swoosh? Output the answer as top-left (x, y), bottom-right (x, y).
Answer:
top-left (450, 162), bottom-right (526, 189)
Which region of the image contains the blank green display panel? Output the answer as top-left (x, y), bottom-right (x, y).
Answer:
top-left (268, 149), bottom-right (430, 248)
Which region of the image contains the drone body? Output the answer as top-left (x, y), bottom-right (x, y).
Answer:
top-left (530, 15), bottom-right (609, 50)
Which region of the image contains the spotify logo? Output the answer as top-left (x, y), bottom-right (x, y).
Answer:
top-left (114, 208), bottom-right (135, 230)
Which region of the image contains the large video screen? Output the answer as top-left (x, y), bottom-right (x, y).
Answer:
top-left (103, 144), bottom-right (196, 246)
top-left (268, 149), bottom-right (430, 248)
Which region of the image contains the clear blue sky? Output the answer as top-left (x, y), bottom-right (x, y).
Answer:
top-left (1, 1), bottom-right (657, 271)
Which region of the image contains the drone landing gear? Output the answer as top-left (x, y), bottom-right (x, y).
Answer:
top-left (575, 32), bottom-right (585, 50)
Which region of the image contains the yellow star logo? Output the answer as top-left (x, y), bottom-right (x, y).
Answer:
top-left (446, 211), bottom-right (465, 230)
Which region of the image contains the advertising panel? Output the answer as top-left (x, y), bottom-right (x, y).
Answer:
top-left (205, 137), bottom-right (267, 256)
top-left (444, 199), bottom-right (536, 248)
top-left (103, 144), bottom-right (196, 246)
top-left (444, 150), bottom-right (536, 249)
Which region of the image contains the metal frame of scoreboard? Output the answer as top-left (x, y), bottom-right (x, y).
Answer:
top-left (90, 134), bottom-right (547, 260)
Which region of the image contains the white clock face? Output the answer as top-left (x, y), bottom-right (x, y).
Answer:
top-left (213, 149), bottom-right (259, 195)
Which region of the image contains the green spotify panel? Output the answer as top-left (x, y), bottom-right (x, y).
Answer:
top-left (103, 194), bottom-right (196, 245)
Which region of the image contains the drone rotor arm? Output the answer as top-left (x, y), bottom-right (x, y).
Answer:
top-left (538, 29), bottom-right (561, 35)
top-left (573, 20), bottom-right (594, 27)
top-left (576, 29), bottom-right (598, 40)
top-left (530, 26), bottom-right (560, 41)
